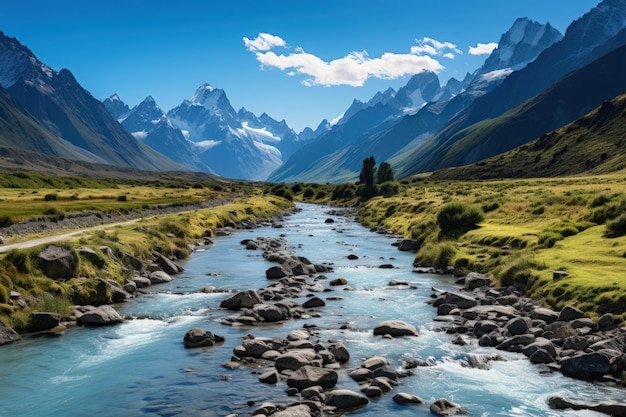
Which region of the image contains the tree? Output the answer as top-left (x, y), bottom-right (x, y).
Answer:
top-left (377, 162), bottom-right (394, 183)
top-left (359, 156), bottom-right (377, 198)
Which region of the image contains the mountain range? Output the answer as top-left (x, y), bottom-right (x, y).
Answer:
top-left (0, 31), bottom-right (184, 172)
top-left (104, 84), bottom-right (305, 180)
top-left (0, 0), bottom-right (625, 183)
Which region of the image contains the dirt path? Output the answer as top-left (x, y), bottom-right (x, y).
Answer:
top-left (0, 218), bottom-right (142, 253)
top-left (0, 198), bottom-right (230, 253)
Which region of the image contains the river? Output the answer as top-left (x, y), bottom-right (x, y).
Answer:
top-left (0, 203), bottom-right (623, 416)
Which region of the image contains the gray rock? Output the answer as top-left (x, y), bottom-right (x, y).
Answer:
top-left (393, 392), bottom-right (424, 405)
top-left (287, 365), bottom-right (338, 391)
top-left (28, 312), bottom-right (60, 332)
top-left (505, 317), bottom-right (530, 336)
top-left (561, 352), bottom-right (611, 381)
top-left (132, 276), bottom-right (152, 288)
top-left (474, 320), bottom-right (500, 337)
top-left (497, 334), bottom-right (535, 351)
top-left (0, 320), bottom-right (20, 345)
top-left (397, 239), bottom-right (420, 252)
top-left (523, 338), bottom-right (558, 359)
top-left (326, 389), bottom-right (368, 409)
top-left (373, 320), bottom-right (418, 337)
top-left (464, 272), bottom-right (491, 290)
top-left (155, 253), bottom-right (183, 274)
top-left (241, 339), bottom-right (273, 358)
top-left (302, 297), bottom-right (325, 309)
top-left (532, 307), bottom-right (559, 324)
top-left (38, 245), bottom-right (77, 280)
top-left (254, 304), bottom-right (287, 322)
top-left (558, 305), bottom-right (585, 322)
top-left (183, 328), bottom-right (224, 348)
top-left (266, 265), bottom-right (289, 279)
top-left (430, 398), bottom-right (465, 416)
top-left (444, 292), bottom-right (478, 309)
top-left (77, 305), bottom-right (123, 326)
top-left (548, 396), bottom-right (626, 416)
top-left (275, 350), bottom-right (317, 372)
top-left (348, 368), bottom-right (373, 382)
top-left (220, 290), bottom-right (261, 310)
top-left (329, 278), bottom-right (348, 286)
top-left (272, 404), bottom-right (314, 417)
top-left (598, 313), bottom-right (616, 331)
top-left (563, 335), bottom-right (589, 351)
top-left (361, 356), bottom-right (389, 371)
top-left (259, 369), bottom-right (279, 384)
top-left (360, 384), bottom-right (383, 398)
top-left (287, 328), bottom-right (310, 341)
top-left (529, 348), bottom-right (555, 364)
top-left (149, 271), bottom-right (173, 284)
top-left (330, 342), bottom-right (350, 363)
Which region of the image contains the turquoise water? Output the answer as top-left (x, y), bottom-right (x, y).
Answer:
top-left (0, 203), bottom-right (623, 416)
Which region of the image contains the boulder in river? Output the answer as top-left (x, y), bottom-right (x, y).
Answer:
top-left (393, 392), bottom-right (424, 405)
top-left (77, 305), bottom-right (123, 326)
top-left (430, 398), bottom-right (466, 416)
top-left (373, 320), bottom-right (418, 337)
top-left (220, 290), bottom-right (261, 310)
top-left (286, 365), bottom-right (338, 391)
top-left (560, 352), bottom-right (611, 381)
top-left (184, 328), bottom-right (224, 348)
top-left (326, 389), bottom-right (368, 409)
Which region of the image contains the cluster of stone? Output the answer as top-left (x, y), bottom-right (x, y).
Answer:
top-left (430, 272), bottom-right (626, 384)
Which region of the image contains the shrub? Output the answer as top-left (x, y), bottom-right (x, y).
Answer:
top-left (437, 202), bottom-right (484, 232)
top-left (605, 214), bottom-right (626, 238)
top-left (303, 188), bottom-right (315, 198)
top-left (44, 193), bottom-right (58, 201)
top-left (590, 194), bottom-right (611, 208)
top-left (282, 190), bottom-right (294, 202)
top-left (315, 190), bottom-right (327, 199)
top-left (0, 215), bottom-right (13, 227)
top-left (481, 202), bottom-right (500, 213)
top-left (378, 181), bottom-right (401, 198)
top-left (117, 195), bottom-right (128, 202)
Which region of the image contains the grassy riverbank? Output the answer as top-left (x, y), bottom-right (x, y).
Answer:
top-left (0, 182), bottom-right (292, 330)
top-left (350, 174), bottom-right (626, 322)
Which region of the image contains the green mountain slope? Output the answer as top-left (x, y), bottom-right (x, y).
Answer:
top-left (429, 90), bottom-right (626, 180)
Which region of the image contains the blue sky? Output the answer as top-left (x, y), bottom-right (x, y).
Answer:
top-left (1, 0), bottom-right (599, 132)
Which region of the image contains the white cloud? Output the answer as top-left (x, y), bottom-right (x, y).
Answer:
top-left (243, 33), bottom-right (286, 52)
top-left (245, 32), bottom-right (446, 87)
top-left (469, 42), bottom-right (498, 56)
top-left (411, 37), bottom-right (462, 57)
top-left (443, 53), bottom-right (455, 59)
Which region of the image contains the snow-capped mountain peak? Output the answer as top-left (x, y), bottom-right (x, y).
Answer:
top-left (189, 82), bottom-right (226, 109)
top-left (478, 17), bottom-right (563, 76)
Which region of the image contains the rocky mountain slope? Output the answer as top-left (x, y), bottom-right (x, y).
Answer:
top-left (0, 31), bottom-right (184, 172)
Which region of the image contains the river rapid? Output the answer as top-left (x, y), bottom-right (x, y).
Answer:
top-left (0, 203), bottom-right (623, 417)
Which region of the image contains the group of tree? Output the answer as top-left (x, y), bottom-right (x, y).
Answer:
top-left (358, 156), bottom-right (396, 199)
